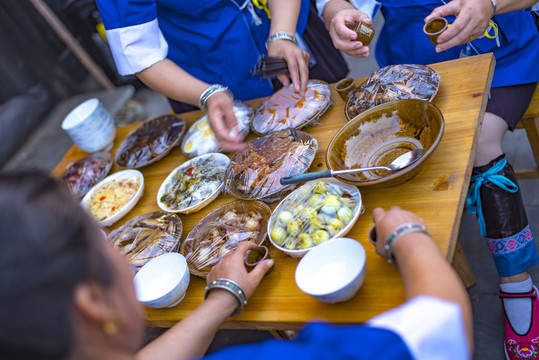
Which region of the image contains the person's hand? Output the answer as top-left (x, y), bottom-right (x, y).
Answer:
top-left (267, 39), bottom-right (310, 96)
top-left (327, 9), bottom-right (371, 58)
top-left (205, 92), bottom-right (246, 152)
top-left (207, 241), bottom-right (274, 299)
top-left (425, 0), bottom-right (494, 52)
top-left (371, 206), bottom-right (427, 259)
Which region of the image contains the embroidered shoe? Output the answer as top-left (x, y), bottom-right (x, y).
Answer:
top-left (502, 286), bottom-right (539, 360)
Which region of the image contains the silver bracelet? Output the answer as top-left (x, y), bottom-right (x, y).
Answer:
top-left (265, 32), bottom-right (297, 50)
top-left (384, 223), bottom-right (429, 265)
top-left (204, 278), bottom-right (247, 317)
top-left (198, 84), bottom-right (233, 112)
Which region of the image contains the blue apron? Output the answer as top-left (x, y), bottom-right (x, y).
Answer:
top-left (99, 0), bottom-right (310, 101)
top-left (375, 0), bottom-right (539, 88)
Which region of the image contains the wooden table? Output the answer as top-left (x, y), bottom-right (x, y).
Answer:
top-left (53, 53), bottom-right (495, 331)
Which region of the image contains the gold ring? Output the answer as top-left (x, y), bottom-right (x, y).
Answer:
top-left (469, 34), bottom-right (474, 41)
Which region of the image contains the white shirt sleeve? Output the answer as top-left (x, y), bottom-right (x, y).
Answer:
top-left (315, 0), bottom-right (331, 17)
top-left (367, 296), bottom-right (471, 360)
top-left (105, 19), bottom-right (168, 75)
top-left (350, 0), bottom-right (382, 20)
top-left (316, 0), bottom-right (381, 20)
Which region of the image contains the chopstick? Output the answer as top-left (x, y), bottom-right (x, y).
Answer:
top-left (251, 56), bottom-right (289, 79)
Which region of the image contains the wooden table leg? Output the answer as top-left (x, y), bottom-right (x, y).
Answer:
top-left (452, 241), bottom-right (477, 288)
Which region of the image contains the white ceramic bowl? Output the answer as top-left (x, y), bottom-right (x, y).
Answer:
top-left (134, 253), bottom-right (190, 308)
top-left (268, 179), bottom-right (362, 258)
top-left (81, 169), bottom-right (144, 227)
top-left (157, 153), bottom-right (230, 214)
top-left (295, 237), bottom-right (366, 303)
top-left (62, 98), bottom-right (115, 153)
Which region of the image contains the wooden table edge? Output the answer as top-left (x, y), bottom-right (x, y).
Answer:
top-left (447, 54), bottom-right (495, 288)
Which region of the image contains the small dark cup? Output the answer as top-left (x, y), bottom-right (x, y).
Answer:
top-left (354, 22), bottom-right (375, 46)
top-left (423, 17), bottom-right (448, 45)
top-left (368, 226), bottom-right (377, 245)
top-left (335, 77), bottom-right (355, 101)
top-left (244, 245), bottom-right (272, 273)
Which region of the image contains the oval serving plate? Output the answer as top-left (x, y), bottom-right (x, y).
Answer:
top-left (108, 211), bottom-right (183, 272)
top-left (251, 80), bottom-right (332, 135)
top-left (157, 153), bottom-right (230, 214)
top-left (60, 152), bottom-right (112, 198)
top-left (81, 169), bottom-right (144, 227)
top-left (345, 64), bottom-right (440, 120)
top-left (224, 129), bottom-right (318, 202)
top-left (180, 200), bottom-right (271, 277)
top-left (115, 114), bottom-right (187, 169)
top-left (181, 102), bottom-right (253, 157)
top-left (267, 179), bottom-right (362, 258)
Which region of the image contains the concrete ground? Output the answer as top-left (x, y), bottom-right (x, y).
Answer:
top-left (2, 13), bottom-right (539, 359)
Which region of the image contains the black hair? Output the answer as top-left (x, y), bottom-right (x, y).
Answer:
top-left (0, 171), bottom-right (113, 359)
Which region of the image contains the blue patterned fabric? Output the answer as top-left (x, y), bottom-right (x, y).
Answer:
top-left (487, 225), bottom-right (539, 277)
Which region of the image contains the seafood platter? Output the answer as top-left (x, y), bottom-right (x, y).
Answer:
top-left (251, 80), bottom-right (332, 135)
top-left (224, 129), bottom-right (318, 202)
top-left (108, 211), bottom-right (182, 272)
top-left (180, 200), bottom-right (271, 277)
top-left (115, 114), bottom-right (186, 168)
top-left (345, 64), bottom-right (440, 120)
top-left (60, 152), bottom-right (112, 198)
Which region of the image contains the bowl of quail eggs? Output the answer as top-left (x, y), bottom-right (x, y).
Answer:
top-left (267, 179), bottom-right (363, 257)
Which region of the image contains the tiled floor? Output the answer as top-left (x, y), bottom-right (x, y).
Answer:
top-left (3, 12), bottom-right (538, 357)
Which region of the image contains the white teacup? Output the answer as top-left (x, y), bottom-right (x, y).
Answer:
top-left (62, 98), bottom-right (115, 153)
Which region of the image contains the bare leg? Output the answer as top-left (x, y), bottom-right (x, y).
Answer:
top-left (501, 272), bottom-right (530, 284)
top-left (473, 112), bottom-right (508, 167)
